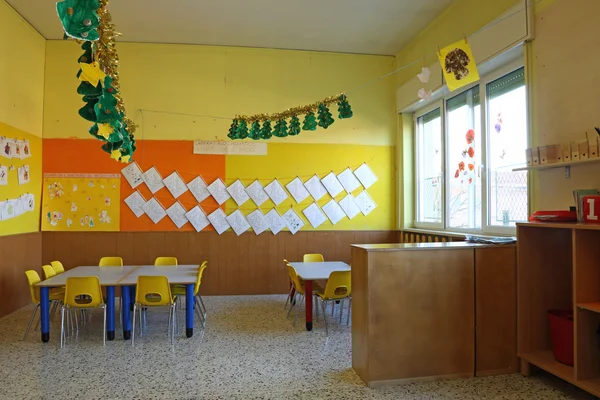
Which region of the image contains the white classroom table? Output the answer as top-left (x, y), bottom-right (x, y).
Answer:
top-left (288, 261), bottom-right (351, 331)
top-left (36, 265), bottom-right (200, 342)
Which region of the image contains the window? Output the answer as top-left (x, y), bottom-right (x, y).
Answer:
top-left (414, 66), bottom-right (528, 233)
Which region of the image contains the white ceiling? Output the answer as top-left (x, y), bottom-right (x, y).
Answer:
top-left (6, 0), bottom-right (454, 55)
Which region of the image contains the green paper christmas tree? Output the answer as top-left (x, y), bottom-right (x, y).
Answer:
top-left (79, 99), bottom-right (99, 122)
top-left (235, 120), bottom-right (248, 139)
top-left (248, 121), bottom-right (261, 140)
top-left (94, 76), bottom-right (119, 123)
top-left (288, 115), bottom-right (301, 136)
top-left (227, 120), bottom-right (238, 140)
top-left (317, 104), bottom-right (335, 129)
top-left (273, 119), bottom-right (288, 137)
top-left (76, 42), bottom-right (102, 99)
top-left (89, 123), bottom-right (107, 141)
top-left (337, 95), bottom-right (353, 119)
top-left (302, 112), bottom-right (317, 131)
top-left (56, 0), bottom-right (100, 41)
top-left (260, 120), bottom-right (272, 139)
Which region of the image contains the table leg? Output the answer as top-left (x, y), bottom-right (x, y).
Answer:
top-left (305, 280), bottom-right (313, 331)
top-left (40, 287), bottom-right (50, 342)
top-left (106, 286), bottom-right (115, 341)
top-left (122, 286), bottom-right (131, 340)
top-left (186, 284), bottom-right (194, 338)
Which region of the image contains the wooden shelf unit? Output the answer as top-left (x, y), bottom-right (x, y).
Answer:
top-left (513, 157), bottom-right (600, 172)
top-left (518, 222), bottom-right (600, 397)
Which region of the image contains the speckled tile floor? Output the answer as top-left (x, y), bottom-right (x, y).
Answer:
top-left (0, 295), bottom-right (595, 400)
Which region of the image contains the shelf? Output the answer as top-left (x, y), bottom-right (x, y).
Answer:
top-left (519, 351), bottom-right (575, 383)
top-left (580, 378), bottom-right (600, 397)
top-left (517, 222), bottom-right (600, 230)
top-left (513, 157), bottom-right (600, 172)
top-left (578, 303), bottom-right (600, 313)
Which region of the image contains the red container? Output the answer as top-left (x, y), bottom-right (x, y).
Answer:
top-left (547, 309), bottom-right (574, 366)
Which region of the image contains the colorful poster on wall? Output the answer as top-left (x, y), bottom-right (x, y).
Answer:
top-left (438, 39), bottom-right (480, 92)
top-left (41, 173), bottom-right (120, 231)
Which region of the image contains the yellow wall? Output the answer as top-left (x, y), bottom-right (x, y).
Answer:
top-left (0, 1), bottom-right (45, 236)
top-left (394, 0), bottom-right (520, 87)
top-left (44, 41), bottom-right (396, 146)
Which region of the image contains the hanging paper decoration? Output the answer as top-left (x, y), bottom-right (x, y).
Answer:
top-left (227, 120), bottom-right (238, 140)
top-left (248, 121), bottom-right (261, 140)
top-left (235, 120), bottom-right (248, 139)
top-left (56, 0), bottom-right (100, 40)
top-left (260, 120), bottom-right (273, 139)
top-left (454, 129), bottom-right (476, 185)
top-left (303, 112), bottom-right (317, 131)
top-left (438, 39), bottom-right (480, 92)
top-left (337, 95), bottom-right (353, 119)
top-left (417, 67), bottom-right (431, 83)
top-left (273, 119), bottom-right (288, 137)
top-left (288, 115), bottom-right (301, 136)
top-left (58, 0), bottom-right (136, 162)
top-left (317, 104), bottom-right (335, 129)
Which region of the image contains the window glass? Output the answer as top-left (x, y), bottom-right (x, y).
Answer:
top-left (416, 109), bottom-right (442, 224)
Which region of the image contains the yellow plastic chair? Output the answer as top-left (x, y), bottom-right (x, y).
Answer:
top-left (42, 264), bottom-right (57, 280)
top-left (60, 276), bottom-right (106, 348)
top-left (154, 257), bottom-right (178, 266)
top-left (23, 270), bottom-right (64, 340)
top-left (99, 256), bottom-right (123, 267)
top-left (133, 276), bottom-right (177, 346)
top-left (303, 254), bottom-right (324, 262)
top-left (314, 271), bottom-right (352, 335)
top-left (286, 265), bottom-right (307, 325)
top-left (50, 261), bottom-right (65, 274)
top-left (172, 262), bottom-right (208, 325)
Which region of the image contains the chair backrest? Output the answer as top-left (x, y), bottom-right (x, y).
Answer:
top-left (154, 257), bottom-right (178, 266)
top-left (193, 261), bottom-right (208, 295)
top-left (303, 254), bottom-right (324, 262)
top-left (50, 260), bottom-right (65, 274)
top-left (136, 276), bottom-right (173, 306)
top-left (322, 271), bottom-right (351, 300)
top-left (64, 277), bottom-right (103, 308)
top-left (25, 270), bottom-right (41, 303)
top-left (287, 265), bottom-right (304, 291)
top-left (99, 257), bottom-right (123, 267)
top-left (42, 264), bottom-right (56, 280)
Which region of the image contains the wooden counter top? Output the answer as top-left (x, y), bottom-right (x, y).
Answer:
top-left (351, 242), bottom-right (515, 251)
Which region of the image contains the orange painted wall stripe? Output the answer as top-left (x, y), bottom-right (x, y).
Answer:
top-left (42, 139), bottom-right (225, 231)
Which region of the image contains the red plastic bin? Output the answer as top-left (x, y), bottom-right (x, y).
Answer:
top-left (547, 309), bottom-right (574, 366)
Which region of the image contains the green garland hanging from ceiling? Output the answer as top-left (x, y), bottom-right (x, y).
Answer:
top-left (227, 94), bottom-right (354, 141)
top-left (57, 0), bottom-right (136, 163)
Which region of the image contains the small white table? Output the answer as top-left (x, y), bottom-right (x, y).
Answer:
top-left (288, 261), bottom-right (351, 331)
top-left (36, 265), bottom-right (199, 342)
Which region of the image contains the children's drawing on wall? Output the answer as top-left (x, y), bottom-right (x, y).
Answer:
top-left (18, 165), bottom-right (30, 185)
top-left (0, 165), bottom-right (8, 185)
top-left (0, 194), bottom-right (35, 221)
top-left (438, 39), bottom-right (480, 92)
top-left (42, 173), bottom-right (120, 231)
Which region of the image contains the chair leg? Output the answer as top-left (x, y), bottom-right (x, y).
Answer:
top-left (347, 298), bottom-right (352, 325)
top-left (198, 295), bottom-right (207, 319)
top-left (293, 295), bottom-right (305, 326)
top-left (74, 308), bottom-right (79, 331)
top-left (315, 296), bottom-right (320, 321)
top-left (287, 292), bottom-right (296, 318)
top-left (132, 304), bottom-right (137, 346)
top-left (321, 300), bottom-right (328, 336)
top-left (23, 304), bottom-right (40, 340)
top-left (102, 306), bottom-right (107, 346)
top-left (339, 299), bottom-right (344, 323)
top-left (60, 307), bottom-right (65, 348)
top-left (171, 304), bottom-right (176, 345)
top-left (284, 286), bottom-right (293, 310)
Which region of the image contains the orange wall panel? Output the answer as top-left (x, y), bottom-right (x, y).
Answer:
top-left (42, 139), bottom-right (225, 231)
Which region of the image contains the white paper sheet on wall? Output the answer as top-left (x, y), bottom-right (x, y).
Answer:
top-left (21, 193), bottom-right (35, 212)
top-left (354, 190), bottom-right (377, 216)
top-left (0, 165), bottom-right (8, 185)
top-left (245, 180), bottom-right (270, 207)
top-left (185, 205), bottom-right (211, 232)
top-left (124, 191), bottom-right (147, 218)
top-left (286, 177), bottom-right (310, 204)
top-left (264, 179), bottom-right (288, 206)
top-left (337, 168), bottom-right (362, 193)
top-left (0, 138), bottom-right (10, 159)
top-left (338, 194), bottom-right (361, 219)
top-left (227, 180), bottom-right (250, 206)
top-left (187, 176), bottom-right (211, 203)
top-left (303, 175), bottom-right (328, 201)
top-left (18, 165), bottom-right (30, 185)
top-left (265, 209), bottom-right (286, 235)
top-left (354, 163), bottom-right (378, 189)
top-left (303, 203), bottom-right (327, 229)
top-left (322, 199), bottom-right (346, 225)
top-left (207, 179), bottom-right (231, 205)
top-left (163, 172), bottom-right (188, 199)
top-left (166, 201), bottom-right (189, 229)
top-left (121, 162), bottom-right (144, 189)
top-left (282, 209), bottom-right (304, 235)
top-left (207, 208), bottom-right (230, 234)
top-left (8, 139), bottom-right (18, 159)
top-left (226, 210), bottom-right (251, 236)
top-left (246, 209), bottom-right (269, 235)
top-left (142, 167), bottom-right (165, 194)
top-left (20, 139), bottom-right (31, 159)
top-left (321, 172), bottom-right (344, 198)
top-left (142, 197), bottom-right (167, 224)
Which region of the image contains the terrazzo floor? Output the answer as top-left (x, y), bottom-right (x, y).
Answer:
top-left (0, 295), bottom-right (595, 400)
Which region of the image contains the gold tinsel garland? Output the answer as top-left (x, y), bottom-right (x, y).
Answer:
top-left (236, 94), bottom-right (343, 123)
top-left (95, 0), bottom-right (136, 135)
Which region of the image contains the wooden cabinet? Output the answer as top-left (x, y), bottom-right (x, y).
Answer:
top-left (518, 222), bottom-right (600, 397)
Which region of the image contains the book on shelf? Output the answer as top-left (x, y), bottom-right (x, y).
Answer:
top-left (573, 189), bottom-right (599, 222)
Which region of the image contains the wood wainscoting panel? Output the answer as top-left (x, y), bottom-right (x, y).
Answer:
top-left (0, 232), bottom-right (43, 318)
top-left (42, 230), bottom-right (397, 295)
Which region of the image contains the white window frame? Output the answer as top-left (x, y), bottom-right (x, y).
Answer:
top-left (414, 57), bottom-right (528, 236)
